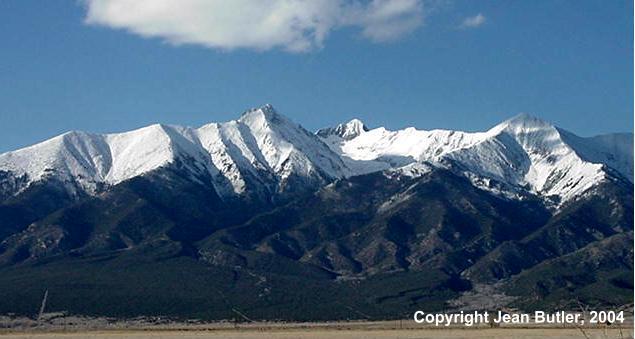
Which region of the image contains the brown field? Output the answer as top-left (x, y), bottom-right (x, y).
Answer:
top-left (2, 316), bottom-right (633, 339)
top-left (0, 328), bottom-right (633, 339)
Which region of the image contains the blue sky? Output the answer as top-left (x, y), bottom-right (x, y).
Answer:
top-left (0, 0), bottom-right (632, 153)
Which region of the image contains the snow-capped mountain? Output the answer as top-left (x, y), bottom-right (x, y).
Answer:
top-left (0, 105), bottom-right (631, 206)
top-left (316, 118), bottom-right (368, 140)
top-left (0, 105), bottom-right (347, 199)
top-left (0, 105), bottom-right (632, 319)
top-left (319, 113), bottom-right (633, 204)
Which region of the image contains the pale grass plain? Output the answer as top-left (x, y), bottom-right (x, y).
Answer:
top-left (1, 328), bottom-right (633, 339)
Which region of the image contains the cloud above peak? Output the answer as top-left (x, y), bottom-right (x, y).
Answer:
top-left (459, 13), bottom-right (486, 29)
top-left (82, 0), bottom-right (424, 53)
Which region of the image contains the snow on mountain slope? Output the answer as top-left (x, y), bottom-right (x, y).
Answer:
top-left (195, 104), bottom-right (348, 196)
top-left (316, 118), bottom-right (368, 140)
top-left (0, 124), bottom-right (214, 195)
top-left (0, 106), bottom-right (630, 205)
top-left (0, 131), bottom-right (112, 194)
top-left (104, 124), bottom-right (198, 184)
top-left (446, 114), bottom-right (609, 202)
top-left (558, 130), bottom-right (633, 181)
top-left (237, 105), bottom-right (347, 181)
top-left (0, 105), bottom-right (346, 199)
top-left (320, 114), bottom-right (633, 204)
top-left (196, 120), bottom-right (272, 196)
top-left (318, 118), bottom-right (492, 175)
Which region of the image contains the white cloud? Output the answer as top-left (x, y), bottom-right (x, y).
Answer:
top-left (82, 0), bottom-right (424, 53)
top-left (351, 0), bottom-right (424, 42)
top-left (459, 13), bottom-right (485, 29)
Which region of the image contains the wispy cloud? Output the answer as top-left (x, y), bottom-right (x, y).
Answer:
top-left (82, 0), bottom-right (425, 53)
top-left (459, 13), bottom-right (485, 29)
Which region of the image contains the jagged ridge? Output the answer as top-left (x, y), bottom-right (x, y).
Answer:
top-left (320, 113), bottom-right (633, 204)
top-left (0, 106), bottom-right (631, 206)
top-left (0, 105), bottom-right (347, 199)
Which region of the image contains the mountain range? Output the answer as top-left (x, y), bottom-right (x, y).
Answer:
top-left (0, 104), bottom-right (632, 321)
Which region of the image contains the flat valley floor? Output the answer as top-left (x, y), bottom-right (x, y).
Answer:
top-left (1, 328), bottom-right (633, 339)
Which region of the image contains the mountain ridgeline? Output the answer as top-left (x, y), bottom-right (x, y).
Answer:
top-left (0, 105), bottom-right (632, 321)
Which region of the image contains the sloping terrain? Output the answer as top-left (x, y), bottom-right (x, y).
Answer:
top-left (0, 105), bottom-right (631, 320)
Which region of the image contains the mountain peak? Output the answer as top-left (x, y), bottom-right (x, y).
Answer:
top-left (1, 108), bottom-right (631, 208)
top-left (504, 113), bottom-right (552, 128)
top-left (240, 103), bottom-right (276, 117)
top-left (486, 113), bottom-right (555, 136)
top-left (258, 103), bottom-right (276, 115)
top-left (316, 118), bottom-right (369, 140)
top-left (344, 118), bottom-right (368, 131)
top-left (238, 104), bottom-right (295, 128)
